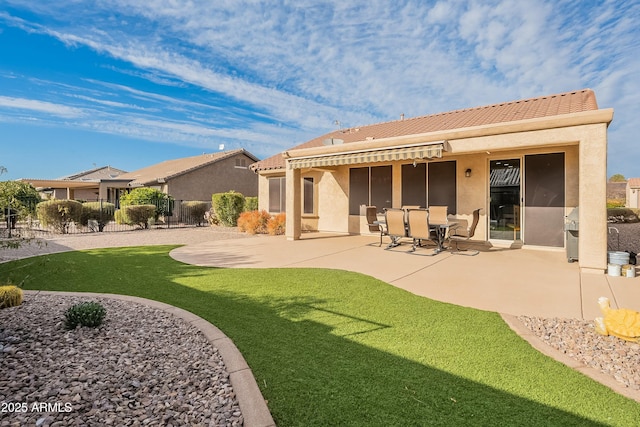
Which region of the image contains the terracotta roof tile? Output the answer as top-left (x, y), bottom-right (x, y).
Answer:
top-left (628, 178), bottom-right (640, 188)
top-left (252, 89), bottom-right (599, 171)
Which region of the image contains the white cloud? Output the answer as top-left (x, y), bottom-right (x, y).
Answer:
top-left (0, 96), bottom-right (85, 118)
top-left (0, 0), bottom-right (638, 175)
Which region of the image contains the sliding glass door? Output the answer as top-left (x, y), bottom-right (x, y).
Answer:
top-left (489, 159), bottom-right (521, 241)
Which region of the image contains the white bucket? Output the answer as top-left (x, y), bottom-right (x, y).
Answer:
top-left (608, 263), bottom-right (621, 277)
top-left (608, 251), bottom-right (630, 265)
top-left (621, 264), bottom-right (636, 278)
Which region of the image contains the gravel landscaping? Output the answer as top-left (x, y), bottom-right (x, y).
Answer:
top-left (0, 294), bottom-right (242, 426)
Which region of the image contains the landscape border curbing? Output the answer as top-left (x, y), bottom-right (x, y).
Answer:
top-left (23, 290), bottom-right (276, 427)
top-left (501, 313), bottom-right (640, 403)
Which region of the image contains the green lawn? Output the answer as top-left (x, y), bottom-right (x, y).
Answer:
top-left (2, 245), bottom-right (639, 426)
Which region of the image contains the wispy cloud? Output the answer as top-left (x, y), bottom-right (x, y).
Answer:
top-left (0, 96), bottom-right (85, 118)
top-left (0, 0), bottom-right (638, 173)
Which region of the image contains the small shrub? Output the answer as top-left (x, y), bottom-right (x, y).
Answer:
top-left (120, 188), bottom-right (173, 220)
top-left (204, 209), bottom-right (219, 226)
top-left (116, 205), bottom-right (156, 229)
top-left (114, 209), bottom-right (125, 225)
top-left (81, 202), bottom-right (115, 232)
top-left (607, 207), bottom-right (640, 223)
top-left (607, 199), bottom-right (625, 209)
top-left (181, 201), bottom-right (209, 226)
top-left (64, 302), bottom-right (106, 329)
top-left (212, 191), bottom-right (245, 226)
top-left (238, 210), bottom-right (271, 234)
top-left (0, 285), bottom-right (23, 309)
top-left (244, 197), bottom-right (258, 212)
top-left (36, 200), bottom-right (83, 234)
top-left (267, 212), bottom-right (286, 235)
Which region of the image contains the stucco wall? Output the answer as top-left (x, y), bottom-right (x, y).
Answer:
top-left (627, 185), bottom-right (640, 209)
top-left (266, 143), bottom-right (581, 242)
top-left (167, 153), bottom-right (258, 201)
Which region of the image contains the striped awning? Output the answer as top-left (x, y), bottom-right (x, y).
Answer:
top-left (288, 143), bottom-right (444, 169)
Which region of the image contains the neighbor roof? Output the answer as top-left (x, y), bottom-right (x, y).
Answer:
top-left (119, 149), bottom-right (259, 186)
top-left (59, 165), bottom-right (128, 181)
top-left (628, 178), bottom-right (640, 188)
top-left (252, 89), bottom-right (599, 172)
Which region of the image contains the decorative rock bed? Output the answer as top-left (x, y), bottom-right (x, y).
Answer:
top-left (0, 294), bottom-right (243, 426)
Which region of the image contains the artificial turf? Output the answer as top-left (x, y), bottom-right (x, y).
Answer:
top-left (1, 245), bottom-right (638, 426)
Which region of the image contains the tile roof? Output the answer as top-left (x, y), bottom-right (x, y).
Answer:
top-left (252, 89), bottom-right (599, 171)
top-left (60, 166), bottom-right (128, 181)
top-left (628, 178), bottom-right (640, 188)
top-left (119, 149), bottom-right (259, 186)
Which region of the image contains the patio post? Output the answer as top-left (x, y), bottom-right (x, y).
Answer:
top-left (285, 164), bottom-right (301, 240)
top-left (578, 124), bottom-right (609, 273)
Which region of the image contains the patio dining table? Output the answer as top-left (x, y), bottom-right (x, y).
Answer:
top-left (430, 221), bottom-right (457, 254)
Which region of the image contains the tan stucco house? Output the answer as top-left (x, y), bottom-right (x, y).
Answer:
top-left (21, 166), bottom-right (128, 201)
top-left (117, 149), bottom-right (259, 201)
top-left (22, 149), bottom-right (259, 204)
top-left (251, 89), bottom-right (613, 273)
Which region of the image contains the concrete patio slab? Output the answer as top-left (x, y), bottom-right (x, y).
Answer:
top-left (170, 232), bottom-right (640, 320)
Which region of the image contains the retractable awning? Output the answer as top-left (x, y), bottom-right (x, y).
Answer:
top-left (287, 142), bottom-right (444, 169)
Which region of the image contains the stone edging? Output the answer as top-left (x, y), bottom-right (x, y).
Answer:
top-left (501, 313), bottom-right (640, 403)
top-left (24, 290), bottom-right (276, 427)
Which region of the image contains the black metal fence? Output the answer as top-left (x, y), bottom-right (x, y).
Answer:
top-left (1, 199), bottom-right (212, 237)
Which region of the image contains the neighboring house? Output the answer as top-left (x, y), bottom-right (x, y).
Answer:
top-left (116, 149), bottom-right (259, 201)
top-left (21, 166), bottom-right (128, 202)
top-left (627, 178), bottom-right (640, 209)
top-left (251, 89), bottom-right (613, 273)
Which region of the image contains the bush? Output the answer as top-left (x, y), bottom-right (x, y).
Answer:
top-left (607, 208), bottom-right (640, 223)
top-left (212, 191), bottom-right (245, 226)
top-left (607, 199), bottom-right (625, 208)
top-left (81, 202), bottom-right (115, 232)
top-left (0, 181), bottom-right (41, 218)
top-left (267, 213), bottom-right (286, 235)
top-left (204, 209), bottom-right (219, 226)
top-left (120, 188), bottom-right (173, 220)
top-left (181, 201), bottom-right (209, 226)
top-left (244, 197), bottom-right (258, 212)
top-left (36, 200), bottom-right (83, 234)
top-left (116, 205), bottom-right (156, 229)
top-left (238, 210), bottom-right (271, 234)
top-left (0, 285), bottom-right (23, 309)
top-left (64, 301), bottom-right (107, 329)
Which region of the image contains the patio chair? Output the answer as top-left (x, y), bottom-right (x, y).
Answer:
top-left (449, 208), bottom-right (482, 255)
top-left (407, 209), bottom-right (436, 252)
top-left (401, 205), bottom-right (421, 226)
top-left (384, 208), bottom-right (407, 249)
top-left (427, 205), bottom-right (448, 225)
top-left (365, 205), bottom-right (386, 247)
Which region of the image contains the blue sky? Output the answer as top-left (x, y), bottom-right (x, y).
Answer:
top-left (0, 0), bottom-right (638, 181)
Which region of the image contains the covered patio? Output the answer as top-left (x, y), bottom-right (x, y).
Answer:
top-left (170, 233), bottom-right (640, 321)
top-left (252, 89), bottom-right (614, 274)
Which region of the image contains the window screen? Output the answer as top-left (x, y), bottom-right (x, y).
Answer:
top-left (349, 167), bottom-right (369, 215)
top-left (402, 163), bottom-right (427, 207)
top-left (428, 161), bottom-right (457, 213)
top-left (371, 166), bottom-right (392, 213)
top-left (303, 177), bottom-right (314, 214)
top-left (349, 166), bottom-right (392, 215)
top-left (268, 177), bottom-right (286, 213)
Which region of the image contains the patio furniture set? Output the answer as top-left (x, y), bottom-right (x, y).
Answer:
top-left (366, 206), bottom-right (481, 256)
